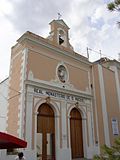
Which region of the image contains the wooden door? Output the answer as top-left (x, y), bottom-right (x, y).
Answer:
top-left (70, 108), bottom-right (84, 159)
top-left (37, 103), bottom-right (55, 160)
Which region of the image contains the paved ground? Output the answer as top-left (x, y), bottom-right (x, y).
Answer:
top-left (73, 159), bottom-right (84, 160)
top-left (73, 158), bottom-right (91, 160)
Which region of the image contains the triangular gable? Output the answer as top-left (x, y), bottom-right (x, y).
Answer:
top-left (49, 19), bottom-right (70, 29)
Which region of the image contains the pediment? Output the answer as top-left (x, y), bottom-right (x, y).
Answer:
top-left (50, 19), bottom-right (70, 29)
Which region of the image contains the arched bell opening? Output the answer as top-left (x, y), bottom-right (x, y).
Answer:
top-left (58, 29), bottom-right (66, 46)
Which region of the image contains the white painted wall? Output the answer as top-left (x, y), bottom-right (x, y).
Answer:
top-left (0, 78), bottom-right (8, 132)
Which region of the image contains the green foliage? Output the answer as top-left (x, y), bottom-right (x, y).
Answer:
top-left (107, 0), bottom-right (120, 11)
top-left (115, 0), bottom-right (120, 5)
top-left (113, 137), bottom-right (120, 153)
top-left (107, 0), bottom-right (120, 27)
top-left (107, 3), bottom-right (116, 11)
top-left (93, 137), bottom-right (120, 160)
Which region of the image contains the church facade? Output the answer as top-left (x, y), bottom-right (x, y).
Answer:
top-left (2, 19), bottom-right (120, 160)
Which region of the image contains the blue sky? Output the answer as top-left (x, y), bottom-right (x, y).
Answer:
top-left (87, 16), bottom-right (104, 29)
top-left (0, 0), bottom-right (120, 81)
top-left (103, 0), bottom-right (110, 3)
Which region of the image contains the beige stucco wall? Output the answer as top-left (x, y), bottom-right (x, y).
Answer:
top-left (89, 67), bottom-right (98, 144)
top-left (7, 50), bottom-right (23, 136)
top-left (27, 51), bottom-right (58, 82)
top-left (67, 64), bottom-right (89, 91)
top-left (103, 67), bottom-right (120, 145)
top-left (26, 41), bottom-right (90, 92)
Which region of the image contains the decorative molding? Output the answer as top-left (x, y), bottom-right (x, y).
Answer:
top-left (110, 66), bottom-right (120, 112)
top-left (56, 62), bottom-right (69, 83)
top-left (67, 103), bottom-right (87, 120)
top-left (45, 96), bottom-right (51, 104)
top-left (22, 35), bottom-right (91, 65)
top-left (25, 79), bottom-right (92, 100)
top-left (98, 64), bottom-right (110, 146)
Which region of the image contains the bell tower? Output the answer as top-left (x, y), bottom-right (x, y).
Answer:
top-left (48, 19), bottom-right (73, 50)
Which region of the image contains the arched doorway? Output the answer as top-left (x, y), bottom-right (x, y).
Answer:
top-left (37, 103), bottom-right (55, 160)
top-left (70, 108), bottom-right (84, 159)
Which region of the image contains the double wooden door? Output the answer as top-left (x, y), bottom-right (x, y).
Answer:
top-left (37, 103), bottom-right (55, 160)
top-left (70, 108), bottom-right (84, 159)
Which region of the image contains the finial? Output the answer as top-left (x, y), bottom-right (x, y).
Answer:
top-left (57, 13), bottom-right (62, 20)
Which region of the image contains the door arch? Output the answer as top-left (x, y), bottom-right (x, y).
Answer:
top-left (37, 103), bottom-right (55, 160)
top-left (70, 108), bottom-right (84, 159)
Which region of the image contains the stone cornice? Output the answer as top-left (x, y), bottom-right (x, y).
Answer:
top-left (17, 31), bottom-right (92, 66)
top-left (25, 79), bottom-right (93, 100)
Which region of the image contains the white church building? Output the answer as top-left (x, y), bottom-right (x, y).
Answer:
top-left (0, 19), bottom-right (120, 160)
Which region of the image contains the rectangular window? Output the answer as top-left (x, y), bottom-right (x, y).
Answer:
top-left (112, 118), bottom-right (119, 136)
